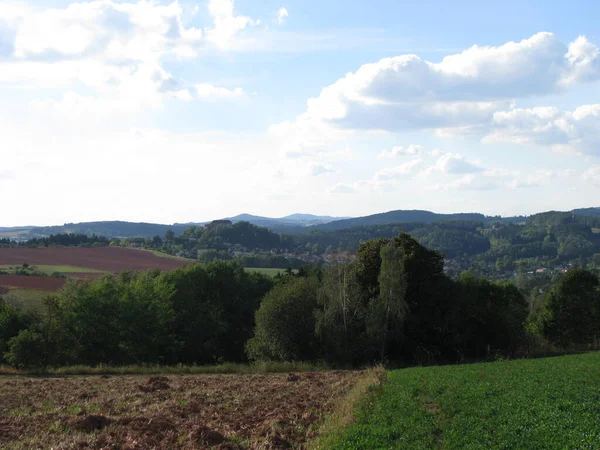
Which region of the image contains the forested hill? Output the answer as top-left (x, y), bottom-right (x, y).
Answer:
top-left (306, 210), bottom-right (525, 232)
top-left (28, 221), bottom-right (190, 239)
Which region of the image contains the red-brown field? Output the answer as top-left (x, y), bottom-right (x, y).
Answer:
top-left (0, 275), bottom-right (67, 291)
top-left (0, 371), bottom-right (361, 449)
top-left (0, 247), bottom-right (190, 273)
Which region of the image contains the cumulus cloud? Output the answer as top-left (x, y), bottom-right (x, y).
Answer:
top-left (310, 163), bottom-right (334, 176)
top-left (195, 83), bottom-right (244, 99)
top-left (424, 152), bottom-right (484, 175)
top-left (483, 104), bottom-right (600, 155)
top-left (275, 7), bottom-right (288, 25)
top-left (582, 166), bottom-right (600, 186)
top-left (206, 0), bottom-right (258, 48)
top-left (507, 169), bottom-right (576, 189)
top-left (0, 1), bottom-right (249, 116)
top-left (327, 182), bottom-right (356, 194)
top-left (291, 32), bottom-right (599, 134)
top-left (378, 144), bottom-right (424, 158)
top-left (375, 159), bottom-right (422, 181)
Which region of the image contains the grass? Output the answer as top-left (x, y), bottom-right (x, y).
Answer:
top-left (2, 288), bottom-right (49, 310)
top-left (34, 265), bottom-right (107, 274)
top-left (309, 366), bottom-right (386, 450)
top-left (244, 267), bottom-right (290, 276)
top-left (0, 361), bottom-right (329, 377)
top-left (0, 264), bottom-right (107, 275)
top-left (326, 352), bottom-right (600, 449)
top-left (141, 248), bottom-right (197, 262)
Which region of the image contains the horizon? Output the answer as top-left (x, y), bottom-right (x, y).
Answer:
top-left (6, 206), bottom-right (600, 229)
top-left (2, 0), bottom-right (600, 226)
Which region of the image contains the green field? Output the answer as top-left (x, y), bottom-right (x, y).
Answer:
top-left (325, 352), bottom-right (600, 449)
top-left (2, 289), bottom-right (48, 310)
top-left (244, 267), bottom-right (288, 276)
top-left (0, 264), bottom-right (107, 275)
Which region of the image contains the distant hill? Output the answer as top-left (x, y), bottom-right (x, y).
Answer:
top-left (572, 207), bottom-right (600, 217)
top-left (26, 221), bottom-right (190, 239)
top-left (308, 210), bottom-right (492, 231)
top-left (4, 208), bottom-right (600, 241)
top-left (225, 213), bottom-right (350, 232)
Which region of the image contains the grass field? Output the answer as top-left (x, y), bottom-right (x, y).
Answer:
top-left (323, 352), bottom-right (600, 449)
top-left (2, 288), bottom-right (50, 310)
top-left (0, 264), bottom-right (107, 275)
top-left (244, 267), bottom-right (288, 276)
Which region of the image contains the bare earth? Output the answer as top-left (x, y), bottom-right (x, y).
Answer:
top-left (0, 247), bottom-right (190, 273)
top-left (0, 371), bottom-right (361, 449)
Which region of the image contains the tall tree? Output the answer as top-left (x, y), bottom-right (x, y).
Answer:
top-left (368, 243), bottom-right (408, 363)
top-left (543, 269), bottom-right (600, 347)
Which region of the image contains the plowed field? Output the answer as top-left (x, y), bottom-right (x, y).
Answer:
top-left (0, 371), bottom-right (361, 449)
top-left (0, 247), bottom-right (190, 272)
top-left (0, 275), bottom-right (66, 291)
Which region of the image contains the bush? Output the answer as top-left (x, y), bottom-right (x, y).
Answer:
top-left (5, 328), bottom-right (47, 370)
top-left (247, 277), bottom-right (319, 361)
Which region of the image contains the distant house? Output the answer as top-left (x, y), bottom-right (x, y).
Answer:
top-left (204, 220), bottom-right (233, 230)
top-left (536, 268), bottom-right (546, 274)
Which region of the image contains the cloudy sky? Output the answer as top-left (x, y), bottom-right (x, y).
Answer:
top-left (1, 0), bottom-right (600, 226)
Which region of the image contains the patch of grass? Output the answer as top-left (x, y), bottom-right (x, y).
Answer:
top-left (326, 352), bottom-right (600, 449)
top-left (141, 248), bottom-right (197, 262)
top-left (2, 289), bottom-right (49, 310)
top-left (309, 366), bottom-right (386, 450)
top-left (244, 267), bottom-right (290, 276)
top-left (0, 264), bottom-right (107, 275)
top-left (35, 265), bottom-right (107, 274)
top-left (0, 361), bottom-right (328, 376)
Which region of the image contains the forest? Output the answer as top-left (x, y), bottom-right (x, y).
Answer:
top-left (1, 233), bottom-right (598, 369)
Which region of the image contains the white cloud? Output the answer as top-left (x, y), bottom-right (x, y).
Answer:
top-left (375, 159), bottom-right (422, 181)
top-left (327, 182), bottom-right (357, 194)
top-left (289, 32), bottom-right (599, 134)
top-left (206, 0), bottom-right (258, 49)
top-left (421, 152), bottom-right (483, 176)
top-left (378, 144), bottom-right (424, 158)
top-left (0, 1), bottom-right (252, 119)
top-left (442, 174), bottom-right (501, 191)
top-left (275, 7), bottom-right (288, 25)
top-left (507, 169), bottom-right (576, 189)
top-left (2, 1), bottom-right (203, 61)
top-left (310, 163), bottom-right (334, 176)
top-left (582, 166), bottom-right (600, 186)
top-left (483, 104), bottom-right (600, 155)
top-left (195, 83), bottom-right (244, 99)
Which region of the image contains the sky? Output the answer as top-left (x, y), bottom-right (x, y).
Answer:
top-left (1, 0), bottom-right (600, 226)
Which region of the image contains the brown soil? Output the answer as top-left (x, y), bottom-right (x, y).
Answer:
top-left (0, 247), bottom-right (190, 272)
top-left (0, 371), bottom-right (361, 449)
top-left (0, 275), bottom-right (66, 291)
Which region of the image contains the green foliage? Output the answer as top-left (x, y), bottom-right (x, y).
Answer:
top-left (4, 328), bottom-right (46, 369)
top-left (0, 297), bottom-right (41, 364)
top-left (247, 277), bottom-right (319, 361)
top-left (316, 263), bottom-right (366, 364)
top-left (368, 244), bottom-right (408, 362)
top-left (327, 352), bottom-right (600, 449)
top-left (543, 269), bottom-right (600, 347)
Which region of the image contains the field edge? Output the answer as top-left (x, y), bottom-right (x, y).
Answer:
top-left (308, 366), bottom-right (387, 450)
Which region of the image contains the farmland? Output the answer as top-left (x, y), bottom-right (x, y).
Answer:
top-left (323, 352), bottom-right (600, 449)
top-left (0, 247), bottom-right (191, 273)
top-left (0, 370), bottom-right (361, 450)
top-left (0, 247), bottom-right (194, 305)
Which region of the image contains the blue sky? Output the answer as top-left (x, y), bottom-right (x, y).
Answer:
top-left (1, 0), bottom-right (600, 226)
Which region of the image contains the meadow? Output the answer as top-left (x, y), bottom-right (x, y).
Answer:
top-left (321, 352), bottom-right (600, 449)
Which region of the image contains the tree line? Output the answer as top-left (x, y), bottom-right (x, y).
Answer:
top-left (1, 233), bottom-right (598, 369)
